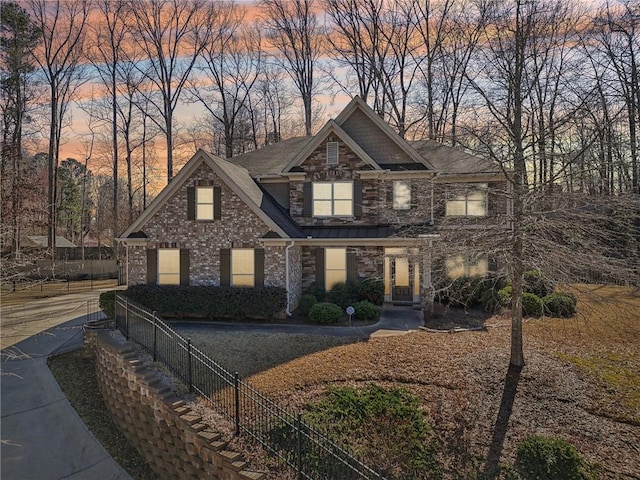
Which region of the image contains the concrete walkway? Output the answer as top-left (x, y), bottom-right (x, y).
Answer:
top-left (170, 304), bottom-right (425, 338)
top-left (1, 290), bottom-right (131, 480)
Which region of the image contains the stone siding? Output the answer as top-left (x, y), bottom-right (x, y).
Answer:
top-left (90, 330), bottom-right (264, 480)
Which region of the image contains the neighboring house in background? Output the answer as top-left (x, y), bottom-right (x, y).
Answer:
top-left (118, 97), bottom-right (509, 313)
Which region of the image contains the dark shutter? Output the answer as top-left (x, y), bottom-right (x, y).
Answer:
top-left (214, 186), bottom-right (222, 220)
top-left (353, 179), bottom-right (363, 218)
top-left (220, 249), bottom-right (230, 286)
top-left (146, 249), bottom-right (157, 285)
top-left (387, 182), bottom-right (394, 205)
top-left (303, 182), bottom-right (312, 217)
top-left (254, 248), bottom-right (265, 288)
top-left (315, 247), bottom-right (325, 289)
top-left (410, 181), bottom-right (415, 209)
top-left (179, 249), bottom-right (190, 286)
top-left (187, 187), bottom-right (195, 220)
top-left (347, 250), bottom-right (357, 284)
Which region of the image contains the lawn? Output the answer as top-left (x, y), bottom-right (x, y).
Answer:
top-left (186, 285), bottom-right (639, 479)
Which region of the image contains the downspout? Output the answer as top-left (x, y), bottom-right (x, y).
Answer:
top-left (285, 240), bottom-right (296, 316)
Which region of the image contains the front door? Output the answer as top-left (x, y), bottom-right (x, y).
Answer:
top-left (391, 256), bottom-right (413, 302)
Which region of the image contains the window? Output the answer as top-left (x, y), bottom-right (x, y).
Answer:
top-left (231, 248), bottom-right (254, 287)
top-left (325, 247), bottom-right (346, 289)
top-left (446, 255), bottom-right (488, 279)
top-left (313, 182), bottom-right (353, 216)
top-left (393, 180), bottom-right (411, 210)
top-left (445, 184), bottom-right (487, 216)
top-left (196, 186), bottom-right (214, 220)
top-left (327, 142), bottom-right (339, 165)
top-left (158, 249), bottom-right (180, 285)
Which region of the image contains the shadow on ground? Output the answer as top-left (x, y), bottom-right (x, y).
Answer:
top-left (424, 304), bottom-right (492, 330)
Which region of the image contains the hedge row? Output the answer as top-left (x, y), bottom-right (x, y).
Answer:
top-left (122, 284), bottom-right (287, 321)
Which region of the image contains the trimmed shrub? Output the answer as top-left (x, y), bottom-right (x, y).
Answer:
top-left (516, 435), bottom-right (593, 480)
top-left (99, 290), bottom-right (116, 318)
top-left (522, 292), bottom-right (543, 317)
top-left (543, 292), bottom-right (577, 318)
top-left (353, 300), bottom-right (381, 321)
top-left (354, 277), bottom-right (385, 305)
top-left (305, 282), bottom-right (327, 302)
top-left (497, 286), bottom-right (513, 308)
top-left (297, 294), bottom-right (317, 317)
top-left (524, 269), bottom-right (555, 298)
top-left (328, 282), bottom-right (354, 309)
top-left (124, 285), bottom-right (286, 320)
top-left (480, 289), bottom-right (502, 313)
top-left (305, 385), bottom-right (441, 479)
top-left (309, 302), bottom-right (343, 324)
top-left (444, 276), bottom-right (487, 308)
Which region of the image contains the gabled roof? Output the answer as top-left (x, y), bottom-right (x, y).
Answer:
top-left (26, 236), bottom-right (76, 248)
top-left (411, 139), bottom-right (500, 174)
top-left (230, 137), bottom-right (312, 177)
top-left (283, 120), bottom-right (381, 172)
top-left (119, 150), bottom-right (303, 240)
top-left (335, 96), bottom-right (434, 170)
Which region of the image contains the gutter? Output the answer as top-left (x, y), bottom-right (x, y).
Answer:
top-left (285, 240), bottom-right (295, 316)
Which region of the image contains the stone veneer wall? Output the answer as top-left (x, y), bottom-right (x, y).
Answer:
top-left (89, 330), bottom-right (264, 480)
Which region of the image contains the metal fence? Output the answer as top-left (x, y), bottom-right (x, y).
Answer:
top-left (114, 294), bottom-right (385, 480)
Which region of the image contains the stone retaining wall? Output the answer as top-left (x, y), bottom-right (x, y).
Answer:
top-left (90, 330), bottom-right (263, 480)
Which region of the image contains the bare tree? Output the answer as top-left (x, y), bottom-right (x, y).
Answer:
top-left (28, 0), bottom-right (90, 258)
top-left (259, 0), bottom-right (323, 136)
top-left (190, 7), bottom-right (262, 158)
top-left (127, 0), bottom-right (215, 182)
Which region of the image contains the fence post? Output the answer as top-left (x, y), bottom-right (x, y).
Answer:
top-left (152, 311), bottom-right (158, 362)
top-left (296, 412), bottom-right (302, 480)
top-left (234, 372), bottom-right (240, 436)
top-left (125, 297), bottom-right (129, 339)
top-left (187, 338), bottom-right (193, 393)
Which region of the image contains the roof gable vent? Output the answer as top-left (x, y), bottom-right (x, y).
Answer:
top-left (326, 142), bottom-right (339, 165)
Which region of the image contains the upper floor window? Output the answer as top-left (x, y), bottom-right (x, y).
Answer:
top-left (196, 186), bottom-right (214, 220)
top-left (446, 254), bottom-right (488, 279)
top-left (326, 142), bottom-right (339, 165)
top-left (325, 247), bottom-right (346, 289)
top-left (158, 248), bottom-right (180, 285)
top-left (313, 181), bottom-right (353, 216)
top-left (231, 248), bottom-right (254, 287)
top-left (445, 184), bottom-right (487, 216)
top-left (393, 180), bottom-right (411, 210)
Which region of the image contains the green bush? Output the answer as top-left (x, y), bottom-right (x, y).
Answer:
top-left (522, 292), bottom-right (543, 317)
top-left (305, 385), bottom-right (441, 479)
top-left (516, 435), bottom-right (593, 480)
top-left (328, 282), bottom-right (354, 308)
top-left (524, 269), bottom-right (555, 298)
top-left (354, 277), bottom-right (385, 305)
top-left (99, 290), bottom-right (116, 318)
top-left (497, 286), bottom-right (513, 308)
top-left (297, 294), bottom-right (317, 317)
top-left (481, 289), bottom-right (502, 313)
top-left (353, 300), bottom-right (381, 321)
top-left (304, 282), bottom-right (327, 302)
top-left (543, 292), bottom-right (577, 317)
top-left (124, 285), bottom-right (286, 320)
top-left (443, 276), bottom-right (487, 308)
top-left (309, 302), bottom-right (343, 324)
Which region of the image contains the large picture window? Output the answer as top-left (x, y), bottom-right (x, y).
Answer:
top-left (325, 247), bottom-right (346, 289)
top-left (231, 248), bottom-right (254, 287)
top-left (445, 184), bottom-right (487, 216)
top-left (313, 181), bottom-right (353, 216)
top-left (196, 186), bottom-right (214, 220)
top-left (446, 255), bottom-right (488, 279)
top-left (158, 248), bottom-right (180, 285)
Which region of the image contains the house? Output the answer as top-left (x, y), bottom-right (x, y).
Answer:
top-left (118, 97), bottom-right (508, 313)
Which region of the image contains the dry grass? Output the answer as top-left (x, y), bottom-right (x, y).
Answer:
top-left (188, 285), bottom-right (639, 479)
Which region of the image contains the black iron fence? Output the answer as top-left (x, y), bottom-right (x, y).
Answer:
top-left (114, 294), bottom-right (385, 480)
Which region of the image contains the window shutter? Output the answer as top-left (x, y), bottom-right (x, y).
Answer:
top-left (214, 186), bottom-right (222, 220)
top-left (220, 249), bottom-right (230, 287)
top-left (254, 248), bottom-right (265, 288)
top-left (386, 182), bottom-right (394, 205)
top-left (410, 182), bottom-right (415, 209)
top-left (303, 182), bottom-right (312, 217)
top-left (354, 180), bottom-right (363, 218)
top-left (146, 249), bottom-right (157, 285)
top-left (315, 247), bottom-right (325, 289)
top-left (187, 187), bottom-right (195, 220)
top-left (179, 249), bottom-right (190, 286)
top-left (347, 250), bottom-right (357, 284)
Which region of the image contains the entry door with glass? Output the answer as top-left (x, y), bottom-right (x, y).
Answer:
top-left (391, 256), bottom-right (413, 302)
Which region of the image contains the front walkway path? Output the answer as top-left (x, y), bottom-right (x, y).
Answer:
top-left (170, 304), bottom-right (425, 338)
top-left (1, 290), bottom-right (131, 480)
